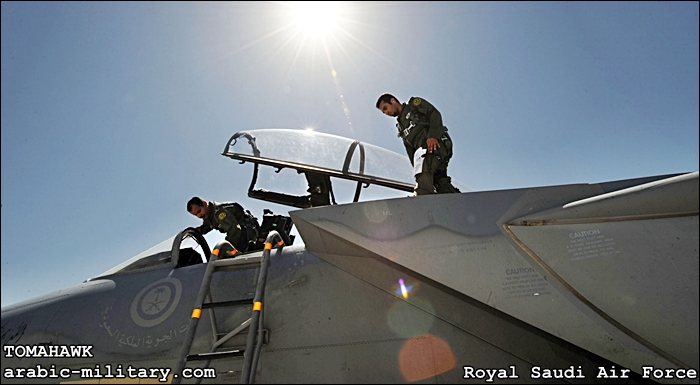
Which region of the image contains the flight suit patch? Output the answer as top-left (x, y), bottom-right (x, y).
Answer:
top-left (218, 211), bottom-right (227, 221)
top-left (413, 98), bottom-right (422, 106)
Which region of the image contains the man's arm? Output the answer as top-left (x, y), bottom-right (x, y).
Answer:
top-left (197, 223), bottom-right (213, 234)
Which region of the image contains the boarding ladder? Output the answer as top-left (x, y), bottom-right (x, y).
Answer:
top-left (172, 231), bottom-right (286, 384)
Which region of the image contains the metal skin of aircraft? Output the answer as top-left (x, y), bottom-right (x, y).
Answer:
top-left (1, 129), bottom-right (698, 384)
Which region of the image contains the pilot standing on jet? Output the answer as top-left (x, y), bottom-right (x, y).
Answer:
top-left (376, 94), bottom-right (460, 196)
top-left (187, 197), bottom-right (261, 254)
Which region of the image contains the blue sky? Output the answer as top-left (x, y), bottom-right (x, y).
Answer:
top-left (1, 2), bottom-right (698, 307)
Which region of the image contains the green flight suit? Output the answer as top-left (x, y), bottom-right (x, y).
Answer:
top-left (395, 97), bottom-right (460, 195)
top-left (199, 201), bottom-right (260, 252)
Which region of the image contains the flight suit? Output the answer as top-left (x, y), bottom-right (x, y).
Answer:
top-left (199, 201), bottom-right (260, 253)
top-left (395, 97), bottom-right (461, 195)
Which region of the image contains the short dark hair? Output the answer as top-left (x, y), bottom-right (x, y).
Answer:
top-left (187, 197), bottom-right (205, 212)
top-left (376, 93), bottom-right (398, 109)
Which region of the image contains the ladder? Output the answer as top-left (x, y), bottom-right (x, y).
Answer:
top-left (172, 231), bottom-right (286, 384)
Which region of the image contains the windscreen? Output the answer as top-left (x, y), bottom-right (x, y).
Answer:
top-left (91, 232), bottom-right (208, 279)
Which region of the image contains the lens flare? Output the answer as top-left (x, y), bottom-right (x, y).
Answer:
top-left (395, 278), bottom-right (413, 298)
top-left (399, 278), bottom-right (408, 299)
top-left (399, 334), bottom-right (456, 382)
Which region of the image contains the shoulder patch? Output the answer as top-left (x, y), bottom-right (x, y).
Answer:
top-left (412, 98), bottom-right (422, 107)
top-left (217, 211), bottom-right (227, 221)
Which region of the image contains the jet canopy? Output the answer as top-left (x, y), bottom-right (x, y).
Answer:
top-left (222, 129), bottom-right (416, 208)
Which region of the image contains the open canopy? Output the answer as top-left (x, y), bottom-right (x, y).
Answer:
top-left (221, 129), bottom-right (417, 208)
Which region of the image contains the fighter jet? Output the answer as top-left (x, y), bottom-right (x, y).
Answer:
top-left (2, 128), bottom-right (698, 384)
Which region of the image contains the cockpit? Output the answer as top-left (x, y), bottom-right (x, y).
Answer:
top-left (90, 210), bottom-right (295, 280)
top-left (89, 129), bottom-right (467, 280)
top-left (89, 228), bottom-right (211, 279)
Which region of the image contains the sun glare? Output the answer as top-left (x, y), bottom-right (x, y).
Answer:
top-left (222, 2), bottom-right (399, 134)
top-left (291, 2), bottom-right (339, 37)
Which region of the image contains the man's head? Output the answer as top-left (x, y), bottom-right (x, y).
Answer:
top-left (187, 197), bottom-right (209, 219)
top-left (376, 93), bottom-right (402, 117)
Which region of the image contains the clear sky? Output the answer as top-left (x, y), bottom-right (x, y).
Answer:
top-left (2, 2), bottom-right (698, 307)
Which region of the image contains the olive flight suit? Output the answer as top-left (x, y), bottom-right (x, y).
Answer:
top-left (395, 97), bottom-right (461, 195)
top-left (199, 201), bottom-right (260, 253)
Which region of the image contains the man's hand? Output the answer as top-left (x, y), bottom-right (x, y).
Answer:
top-left (426, 137), bottom-right (440, 153)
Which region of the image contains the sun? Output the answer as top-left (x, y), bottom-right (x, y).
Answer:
top-left (290, 1), bottom-right (339, 38)
top-left (215, 2), bottom-right (400, 135)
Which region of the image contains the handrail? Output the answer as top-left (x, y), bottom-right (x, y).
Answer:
top-left (240, 230), bottom-right (284, 384)
top-left (223, 131), bottom-right (260, 157)
top-left (171, 227), bottom-right (211, 267)
top-left (172, 240), bottom-right (236, 384)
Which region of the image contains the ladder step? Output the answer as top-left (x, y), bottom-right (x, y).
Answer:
top-left (215, 329), bottom-right (269, 346)
top-left (187, 349), bottom-right (245, 361)
top-left (213, 255), bottom-right (263, 270)
top-left (202, 299), bottom-right (254, 309)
